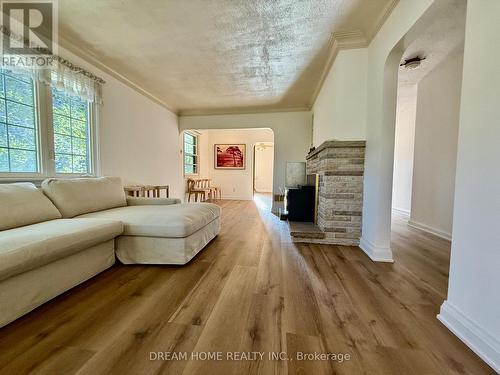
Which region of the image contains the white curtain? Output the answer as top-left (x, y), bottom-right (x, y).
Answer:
top-left (24, 60), bottom-right (104, 104)
top-left (1, 26), bottom-right (104, 104)
top-left (48, 62), bottom-right (103, 104)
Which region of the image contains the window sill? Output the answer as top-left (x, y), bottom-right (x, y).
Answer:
top-left (0, 174), bottom-right (98, 185)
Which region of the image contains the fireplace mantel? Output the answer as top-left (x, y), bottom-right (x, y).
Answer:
top-left (306, 140), bottom-right (366, 160)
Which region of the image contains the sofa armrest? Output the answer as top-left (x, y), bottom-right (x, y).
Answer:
top-left (126, 197), bottom-right (181, 206)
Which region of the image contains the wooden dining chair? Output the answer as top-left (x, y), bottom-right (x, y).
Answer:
top-left (187, 179), bottom-right (208, 202)
top-left (124, 185), bottom-right (144, 197)
top-left (124, 184), bottom-right (169, 198)
top-left (208, 179), bottom-right (221, 199)
top-left (196, 179), bottom-right (213, 200)
top-left (143, 185), bottom-right (156, 197)
top-left (152, 185), bottom-right (169, 198)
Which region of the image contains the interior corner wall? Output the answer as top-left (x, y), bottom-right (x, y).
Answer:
top-left (438, 1), bottom-right (500, 372)
top-left (392, 84), bottom-right (417, 216)
top-left (312, 48), bottom-right (368, 146)
top-left (196, 130), bottom-right (210, 179)
top-left (179, 111), bottom-right (312, 212)
top-left (254, 145), bottom-right (274, 193)
top-left (58, 46), bottom-right (184, 199)
top-left (409, 48), bottom-right (464, 238)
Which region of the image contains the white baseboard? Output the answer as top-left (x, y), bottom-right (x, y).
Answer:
top-left (359, 237), bottom-right (394, 263)
top-left (392, 207), bottom-right (410, 217)
top-left (438, 301), bottom-right (500, 373)
top-left (408, 219), bottom-right (452, 241)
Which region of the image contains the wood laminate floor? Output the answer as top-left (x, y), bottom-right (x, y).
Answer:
top-left (0, 195), bottom-right (494, 374)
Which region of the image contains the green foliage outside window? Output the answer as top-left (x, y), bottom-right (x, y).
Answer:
top-left (0, 69), bottom-right (38, 173)
top-left (52, 87), bottom-right (90, 174)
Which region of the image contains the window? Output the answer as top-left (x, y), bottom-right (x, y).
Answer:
top-left (0, 68), bottom-right (96, 178)
top-left (52, 87), bottom-right (91, 174)
top-left (183, 132), bottom-right (198, 175)
top-left (0, 70), bottom-right (38, 173)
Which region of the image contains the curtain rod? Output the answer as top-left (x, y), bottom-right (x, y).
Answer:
top-left (0, 25), bottom-right (106, 84)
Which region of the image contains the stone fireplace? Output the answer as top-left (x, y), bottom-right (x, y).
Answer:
top-left (293, 140), bottom-right (366, 246)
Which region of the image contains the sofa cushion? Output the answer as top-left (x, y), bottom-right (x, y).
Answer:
top-left (78, 203), bottom-right (221, 238)
top-left (41, 177), bottom-right (127, 218)
top-left (0, 183), bottom-right (62, 231)
top-left (0, 218), bottom-right (123, 281)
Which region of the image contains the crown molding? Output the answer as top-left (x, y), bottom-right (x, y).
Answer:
top-left (55, 0), bottom-right (399, 118)
top-left (178, 106), bottom-right (310, 117)
top-left (308, 30), bottom-right (368, 109)
top-left (331, 30), bottom-right (369, 48)
top-left (308, 0), bottom-right (400, 110)
top-left (367, 0), bottom-right (400, 42)
top-left (56, 34), bottom-right (179, 115)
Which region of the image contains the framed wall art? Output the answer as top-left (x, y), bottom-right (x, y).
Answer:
top-left (214, 144), bottom-right (246, 169)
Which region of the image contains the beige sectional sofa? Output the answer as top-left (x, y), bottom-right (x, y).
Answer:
top-left (0, 177), bottom-right (221, 328)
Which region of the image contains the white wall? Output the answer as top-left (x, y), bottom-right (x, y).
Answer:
top-left (312, 49), bottom-right (368, 145)
top-left (196, 130), bottom-right (210, 179)
top-left (59, 46), bottom-right (184, 199)
top-left (438, 1), bottom-right (500, 372)
top-left (359, 0), bottom-right (434, 262)
top-left (392, 84), bottom-right (417, 215)
top-left (179, 111), bottom-right (312, 211)
top-left (254, 144), bottom-right (274, 193)
top-left (206, 129), bottom-right (273, 200)
top-left (409, 48), bottom-right (463, 239)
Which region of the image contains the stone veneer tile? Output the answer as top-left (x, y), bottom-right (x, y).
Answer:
top-left (304, 140), bottom-right (365, 246)
top-left (324, 171), bottom-right (364, 176)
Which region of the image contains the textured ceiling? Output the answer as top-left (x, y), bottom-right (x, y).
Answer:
top-left (58, 0), bottom-right (395, 114)
top-left (398, 0), bottom-right (466, 86)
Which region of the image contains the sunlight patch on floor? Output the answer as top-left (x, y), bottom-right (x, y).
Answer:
top-left (253, 192), bottom-right (272, 210)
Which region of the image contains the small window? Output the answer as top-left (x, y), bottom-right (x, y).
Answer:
top-left (183, 132), bottom-right (198, 175)
top-left (0, 69), bottom-right (38, 173)
top-left (52, 87), bottom-right (91, 174)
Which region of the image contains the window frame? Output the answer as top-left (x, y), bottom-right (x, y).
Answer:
top-left (183, 131), bottom-right (199, 176)
top-left (0, 71), bottom-right (41, 177)
top-left (0, 75), bottom-right (99, 180)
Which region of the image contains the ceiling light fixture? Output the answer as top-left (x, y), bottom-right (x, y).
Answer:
top-left (400, 56), bottom-right (426, 70)
top-left (256, 143), bottom-right (271, 151)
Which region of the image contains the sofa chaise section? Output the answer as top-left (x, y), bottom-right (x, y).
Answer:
top-left (78, 202), bottom-right (221, 264)
top-left (42, 177), bottom-right (221, 265)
